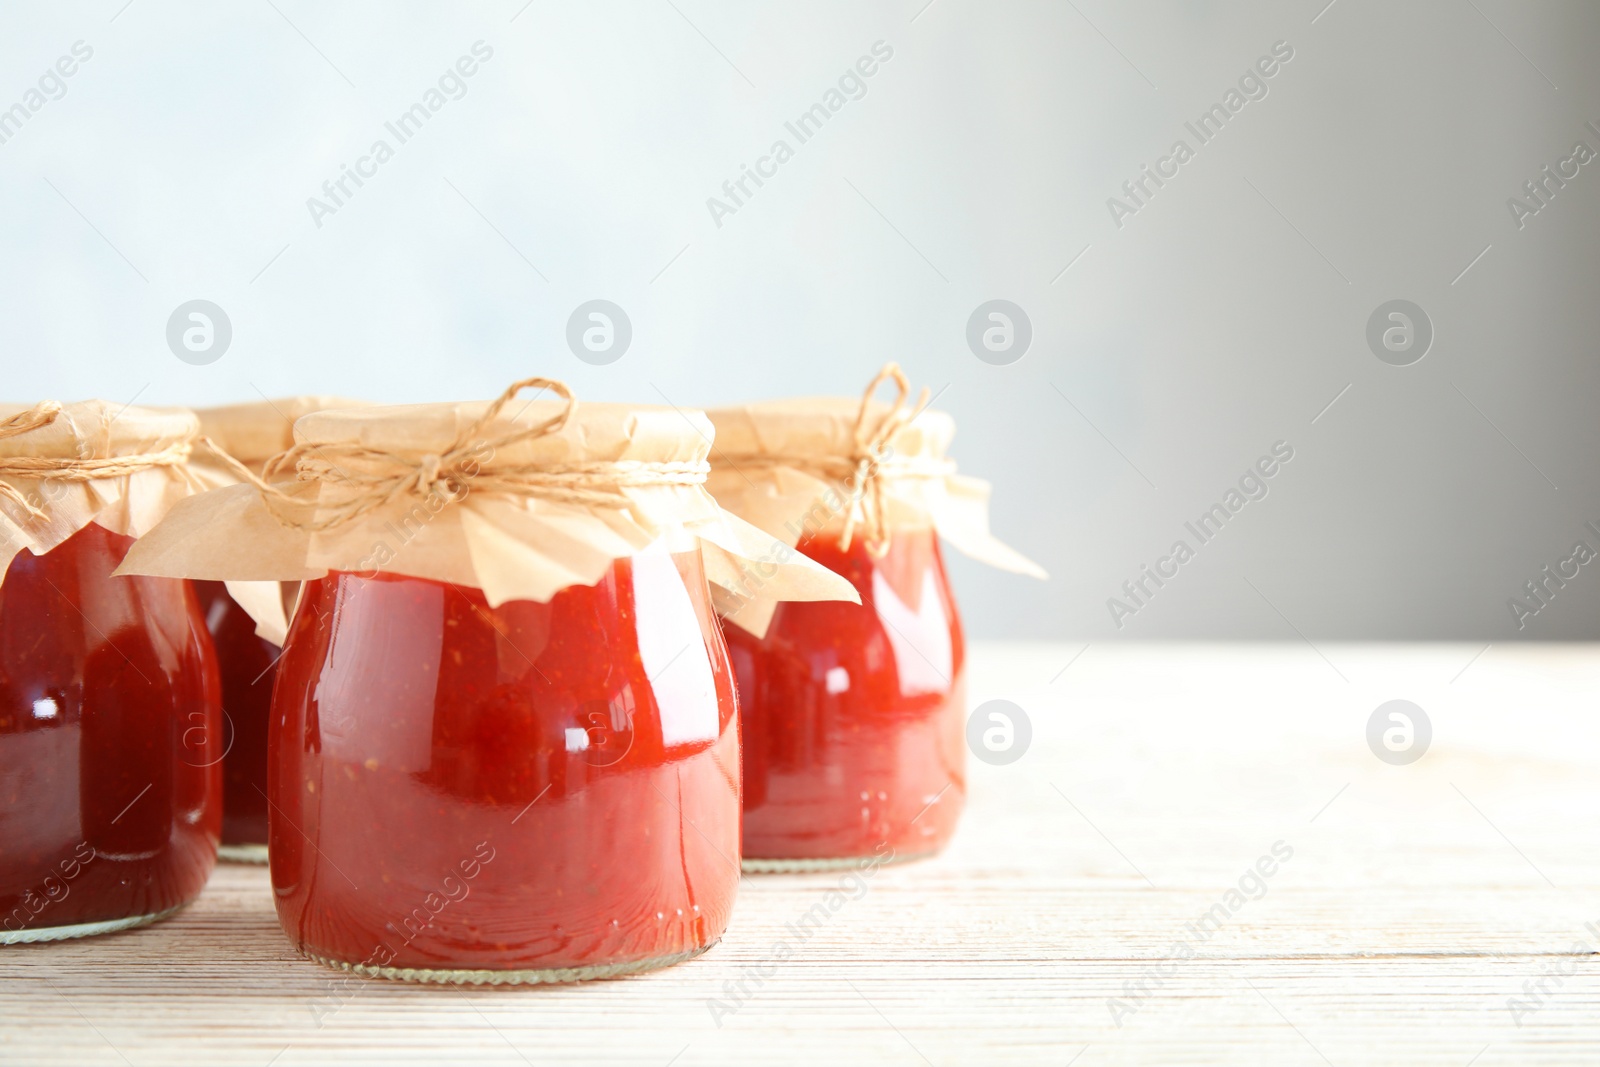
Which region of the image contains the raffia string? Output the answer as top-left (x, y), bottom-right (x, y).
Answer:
top-left (212, 376), bottom-right (711, 534)
top-left (0, 401), bottom-right (195, 522)
top-left (719, 363), bottom-right (953, 557)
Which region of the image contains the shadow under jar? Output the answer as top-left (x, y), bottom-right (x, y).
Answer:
top-left (0, 523), bottom-right (221, 943)
top-left (269, 545), bottom-right (741, 983)
top-left (726, 526), bottom-right (965, 870)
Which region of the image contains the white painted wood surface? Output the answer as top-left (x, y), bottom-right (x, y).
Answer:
top-left (5, 642), bottom-right (1600, 1066)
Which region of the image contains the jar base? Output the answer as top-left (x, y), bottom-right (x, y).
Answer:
top-left (741, 848), bottom-right (937, 873)
top-left (303, 940), bottom-right (716, 985)
top-left (1, 904), bottom-right (185, 946)
top-left (218, 843), bottom-right (270, 865)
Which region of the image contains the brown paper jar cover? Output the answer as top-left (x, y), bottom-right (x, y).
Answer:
top-left (117, 396), bottom-right (859, 611)
top-left (0, 401), bottom-right (223, 582)
top-left (703, 396), bottom-right (1044, 634)
top-left (190, 397), bottom-right (368, 644)
top-left (196, 396), bottom-right (367, 473)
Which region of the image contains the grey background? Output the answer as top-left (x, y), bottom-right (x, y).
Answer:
top-left (1, 0), bottom-right (1596, 641)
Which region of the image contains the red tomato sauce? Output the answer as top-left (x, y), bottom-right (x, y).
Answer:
top-left (726, 527), bottom-right (967, 867)
top-left (0, 522), bottom-right (221, 940)
top-left (268, 549), bottom-right (740, 980)
top-left (193, 582), bottom-right (278, 855)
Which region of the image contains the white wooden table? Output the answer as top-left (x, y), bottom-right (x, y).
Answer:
top-left (6, 642), bottom-right (1600, 1066)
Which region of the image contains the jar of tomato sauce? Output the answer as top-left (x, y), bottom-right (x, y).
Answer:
top-left (192, 398), bottom-right (360, 863)
top-left (119, 378), bottom-right (855, 980)
top-left (0, 402), bottom-right (222, 942)
top-left (706, 365), bottom-right (1045, 871)
top-left (188, 581), bottom-right (277, 863)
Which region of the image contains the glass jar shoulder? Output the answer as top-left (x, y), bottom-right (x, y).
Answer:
top-left (734, 526), bottom-right (966, 705)
top-left (273, 545), bottom-right (737, 788)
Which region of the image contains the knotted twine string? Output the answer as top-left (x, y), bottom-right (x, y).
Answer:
top-left (720, 363), bottom-right (955, 558)
top-left (206, 376), bottom-right (711, 534)
top-left (0, 401), bottom-right (195, 522)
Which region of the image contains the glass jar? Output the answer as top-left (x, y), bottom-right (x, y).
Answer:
top-left (726, 525), bottom-right (965, 871)
top-left (268, 544), bottom-right (740, 983)
top-left (0, 523), bottom-right (221, 943)
top-left (192, 396), bottom-right (361, 864)
top-left (193, 581), bottom-right (278, 863)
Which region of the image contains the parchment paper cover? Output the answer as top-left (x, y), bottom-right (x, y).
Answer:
top-left (118, 398), bottom-right (860, 619)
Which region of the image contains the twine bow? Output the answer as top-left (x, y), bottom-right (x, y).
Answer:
top-left (836, 363), bottom-right (933, 556)
top-left (216, 376), bottom-right (710, 533)
top-left (0, 401), bottom-right (195, 523)
top-left (710, 363), bottom-right (951, 557)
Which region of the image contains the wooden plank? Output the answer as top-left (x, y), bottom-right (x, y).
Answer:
top-left (4, 643), bottom-right (1600, 1065)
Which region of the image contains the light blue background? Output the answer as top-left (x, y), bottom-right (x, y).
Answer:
top-left (2, 0), bottom-right (1596, 640)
